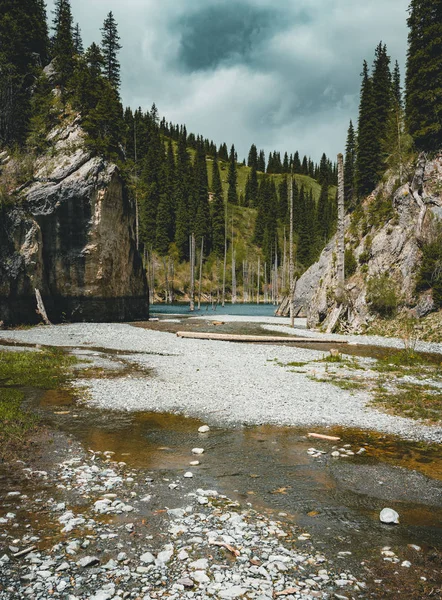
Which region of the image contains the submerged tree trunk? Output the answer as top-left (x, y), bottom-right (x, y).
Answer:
top-left (337, 153), bottom-right (345, 289)
top-left (189, 233), bottom-right (195, 312)
top-left (289, 175), bottom-right (295, 327)
top-left (198, 237), bottom-right (204, 310)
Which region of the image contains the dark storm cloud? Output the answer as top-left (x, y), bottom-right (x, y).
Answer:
top-left (47, 0), bottom-right (409, 161)
top-left (174, 3), bottom-right (289, 72)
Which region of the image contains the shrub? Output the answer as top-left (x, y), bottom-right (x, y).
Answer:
top-left (366, 274), bottom-right (398, 317)
top-left (345, 248), bottom-right (357, 278)
top-left (416, 226), bottom-right (442, 309)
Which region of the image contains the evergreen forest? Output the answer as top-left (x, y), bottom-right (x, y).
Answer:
top-left (1, 0), bottom-right (441, 304)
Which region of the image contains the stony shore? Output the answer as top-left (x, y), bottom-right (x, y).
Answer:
top-left (0, 320), bottom-right (440, 443)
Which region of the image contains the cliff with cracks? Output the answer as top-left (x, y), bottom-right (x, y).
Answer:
top-left (0, 117), bottom-right (148, 325)
top-left (278, 154), bottom-right (442, 333)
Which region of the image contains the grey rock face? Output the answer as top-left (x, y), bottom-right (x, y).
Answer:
top-left (0, 121), bottom-right (148, 324)
top-left (278, 154), bottom-right (442, 330)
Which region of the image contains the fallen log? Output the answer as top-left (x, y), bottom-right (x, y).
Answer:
top-left (307, 433), bottom-right (341, 442)
top-left (176, 331), bottom-right (349, 344)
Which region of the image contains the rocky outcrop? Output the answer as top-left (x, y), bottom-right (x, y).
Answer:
top-left (0, 119), bottom-right (148, 324)
top-left (278, 154), bottom-right (442, 331)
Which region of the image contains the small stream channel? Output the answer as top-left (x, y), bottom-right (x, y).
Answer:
top-left (1, 317), bottom-right (442, 571)
top-left (18, 379), bottom-right (442, 565)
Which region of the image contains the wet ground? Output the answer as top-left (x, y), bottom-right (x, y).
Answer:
top-left (1, 318), bottom-right (442, 598)
top-left (11, 373), bottom-right (442, 565)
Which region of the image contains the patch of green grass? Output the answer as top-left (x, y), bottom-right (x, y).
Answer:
top-left (286, 361), bottom-right (309, 367)
top-left (0, 348), bottom-right (77, 459)
top-left (308, 375), bottom-right (365, 392)
top-left (372, 382), bottom-right (442, 423)
top-left (0, 347), bottom-right (76, 388)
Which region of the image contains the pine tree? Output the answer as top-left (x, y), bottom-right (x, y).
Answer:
top-left (0, 0), bottom-right (49, 146)
top-left (356, 60), bottom-right (378, 197)
top-left (384, 61), bottom-right (412, 178)
top-left (406, 0), bottom-right (442, 151)
top-left (211, 152), bottom-right (225, 257)
top-left (257, 150), bottom-right (266, 172)
top-left (174, 132), bottom-right (191, 259)
top-left (193, 139), bottom-right (211, 251)
top-left (344, 120), bottom-right (356, 209)
top-left (52, 0), bottom-right (75, 88)
top-left (318, 153), bottom-right (329, 184)
top-left (227, 144), bottom-right (238, 204)
top-left (73, 23), bottom-right (84, 54)
top-left (101, 11), bottom-right (122, 90)
top-left (371, 42), bottom-right (392, 177)
top-left (293, 151), bottom-right (301, 173)
top-left (247, 144), bottom-right (258, 168)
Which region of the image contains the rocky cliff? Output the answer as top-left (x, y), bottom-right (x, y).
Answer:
top-left (0, 118), bottom-right (148, 325)
top-left (278, 154), bottom-right (442, 331)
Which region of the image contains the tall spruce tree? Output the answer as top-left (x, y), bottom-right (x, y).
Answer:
top-left (211, 152), bottom-right (225, 257)
top-left (174, 131), bottom-right (191, 258)
top-left (227, 144), bottom-right (238, 204)
top-left (344, 120), bottom-right (356, 208)
top-left (193, 138), bottom-right (211, 251)
top-left (0, 0), bottom-right (49, 146)
top-left (406, 0), bottom-right (442, 151)
top-left (52, 0), bottom-right (75, 88)
top-left (101, 11), bottom-right (122, 90)
top-left (73, 23), bottom-right (84, 55)
top-left (356, 60), bottom-right (378, 197)
top-left (371, 42), bottom-right (392, 176)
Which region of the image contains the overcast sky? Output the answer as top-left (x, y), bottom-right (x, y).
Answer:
top-left (47, 0), bottom-right (409, 162)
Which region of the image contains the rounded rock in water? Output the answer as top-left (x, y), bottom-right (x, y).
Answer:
top-left (380, 508), bottom-right (399, 524)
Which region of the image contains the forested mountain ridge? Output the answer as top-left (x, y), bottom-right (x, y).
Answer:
top-left (0, 0), bottom-right (339, 312)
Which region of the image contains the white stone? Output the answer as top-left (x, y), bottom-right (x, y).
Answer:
top-left (140, 552), bottom-right (155, 564)
top-left (192, 448), bottom-right (205, 455)
top-left (198, 425), bottom-right (210, 433)
top-left (184, 472), bottom-right (193, 478)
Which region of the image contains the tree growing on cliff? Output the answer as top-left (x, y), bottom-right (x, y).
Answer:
top-left (101, 11), bottom-right (122, 90)
top-left (227, 145), bottom-right (238, 205)
top-left (406, 0), bottom-right (442, 151)
top-left (344, 120), bottom-right (356, 209)
top-left (52, 0), bottom-right (75, 89)
top-left (0, 0), bottom-right (49, 146)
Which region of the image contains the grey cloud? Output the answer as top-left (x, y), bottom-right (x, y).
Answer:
top-left (47, 0), bottom-right (409, 161)
top-left (173, 3), bottom-right (290, 72)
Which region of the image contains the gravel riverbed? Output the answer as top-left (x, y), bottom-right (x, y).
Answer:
top-left (0, 320), bottom-right (441, 443)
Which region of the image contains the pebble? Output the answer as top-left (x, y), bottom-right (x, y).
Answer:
top-left (183, 471), bottom-right (193, 478)
top-left (198, 425), bottom-right (210, 433)
top-left (192, 447), bottom-right (205, 455)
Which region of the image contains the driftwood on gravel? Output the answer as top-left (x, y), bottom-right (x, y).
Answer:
top-left (176, 331), bottom-right (349, 344)
top-left (35, 288), bottom-right (51, 325)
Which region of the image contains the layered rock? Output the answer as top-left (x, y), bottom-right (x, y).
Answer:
top-left (0, 119), bottom-right (148, 324)
top-left (278, 154), bottom-right (442, 331)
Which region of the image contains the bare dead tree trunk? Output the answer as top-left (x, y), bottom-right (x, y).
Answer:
top-left (289, 175), bottom-right (295, 327)
top-left (134, 119), bottom-right (140, 251)
top-left (162, 257), bottom-right (169, 303)
top-left (282, 228), bottom-right (287, 293)
top-left (257, 257), bottom-right (260, 304)
top-left (231, 219), bottom-right (236, 304)
top-left (264, 261), bottom-right (268, 304)
top-left (189, 234), bottom-right (195, 311)
top-left (170, 257), bottom-right (174, 304)
top-left (337, 153), bottom-right (345, 289)
top-left (222, 205), bottom-right (227, 307)
top-left (35, 289), bottom-right (51, 325)
top-left (198, 237), bottom-right (204, 310)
